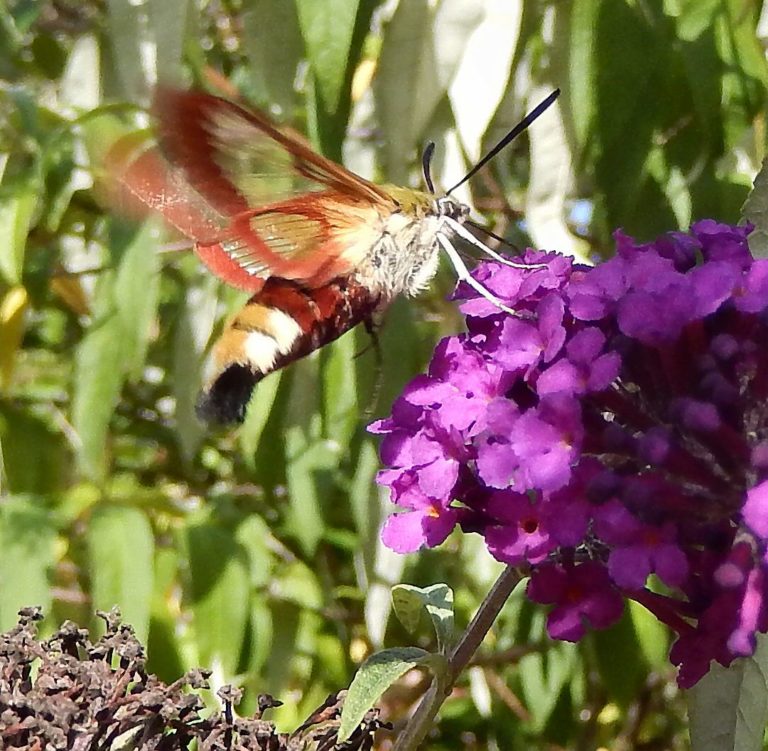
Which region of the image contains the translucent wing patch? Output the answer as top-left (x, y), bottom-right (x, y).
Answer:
top-left (108, 88), bottom-right (397, 291)
top-left (153, 88), bottom-right (393, 214)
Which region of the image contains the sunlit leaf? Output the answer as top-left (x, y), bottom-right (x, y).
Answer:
top-left (296, 0), bottom-right (359, 112)
top-left (72, 281), bottom-right (125, 482)
top-left (87, 504), bottom-right (154, 642)
top-left (338, 646), bottom-right (445, 742)
top-left (391, 583), bottom-right (455, 654)
top-left (0, 495), bottom-right (56, 631)
top-left (688, 637), bottom-right (768, 751)
top-left (185, 520), bottom-right (250, 676)
top-left (0, 178), bottom-right (37, 285)
top-left (0, 286), bottom-right (28, 388)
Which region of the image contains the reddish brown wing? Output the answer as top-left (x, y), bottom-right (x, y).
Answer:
top-left (108, 88), bottom-right (397, 292)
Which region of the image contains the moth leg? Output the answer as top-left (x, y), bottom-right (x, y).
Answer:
top-left (436, 232), bottom-right (520, 316)
top-left (361, 315), bottom-right (382, 357)
top-left (443, 216), bottom-right (547, 269)
top-left (360, 315), bottom-right (384, 419)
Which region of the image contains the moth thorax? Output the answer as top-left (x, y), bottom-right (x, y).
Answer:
top-left (362, 212), bottom-right (442, 300)
top-left (435, 195), bottom-right (470, 223)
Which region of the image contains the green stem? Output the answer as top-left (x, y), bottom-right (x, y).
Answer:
top-left (391, 566), bottom-right (523, 751)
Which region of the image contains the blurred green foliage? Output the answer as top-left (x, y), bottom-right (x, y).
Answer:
top-left (0, 0), bottom-right (766, 748)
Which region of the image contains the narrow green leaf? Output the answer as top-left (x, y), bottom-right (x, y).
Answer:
top-left (0, 179), bottom-right (37, 285)
top-left (295, 0), bottom-right (360, 112)
top-left (242, 1), bottom-right (303, 114)
top-left (172, 279), bottom-right (218, 462)
top-left (238, 370), bottom-right (283, 466)
top-left (72, 283), bottom-right (126, 481)
top-left (391, 583), bottom-right (455, 653)
top-left (321, 330), bottom-right (358, 449)
top-left (592, 609), bottom-right (647, 708)
top-left (629, 599), bottom-right (669, 670)
top-left (87, 504), bottom-right (154, 642)
top-left (263, 601), bottom-right (300, 697)
top-left (374, 0), bottom-right (436, 183)
top-left (105, 0), bottom-right (152, 101)
top-left (146, 547), bottom-right (184, 682)
top-left (518, 611), bottom-right (579, 732)
top-left (185, 521), bottom-right (250, 676)
top-left (235, 514), bottom-right (276, 590)
top-left (742, 158), bottom-right (768, 258)
top-left (0, 407), bottom-right (67, 494)
top-left (338, 647), bottom-right (444, 742)
top-left (247, 592), bottom-right (274, 678)
top-left (688, 636), bottom-right (768, 751)
top-left (273, 560), bottom-right (323, 610)
top-left (568, 0), bottom-right (599, 148)
top-left (113, 221), bottom-right (160, 381)
top-left (0, 495), bottom-right (56, 630)
top-left (147, 0), bottom-right (190, 85)
top-left (349, 439), bottom-right (380, 571)
top-left (284, 358), bottom-right (332, 555)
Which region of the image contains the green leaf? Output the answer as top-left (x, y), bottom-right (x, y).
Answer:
top-left (518, 610), bottom-right (579, 732)
top-left (238, 370), bottom-right (283, 467)
top-left (391, 583), bottom-right (455, 654)
top-left (185, 520), bottom-right (250, 676)
top-left (338, 647), bottom-right (445, 743)
top-left (105, 0), bottom-right (152, 100)
top-left (295, 0), bottom-right (360, 113)
top-left (284, 358), bottom-right (334, 555)
top-left (113, 220), bottom-right (160, 381)
top-left (742, 157), bottom-right (768, 258)
top-left (0, 407), bottom-right (67, 494)
top-left (242, 1), bottom-right (303, 114)
top-left (0, 495), bottom-right (56, 631)
top-left (246, 592), bottom-right (274, 678)
top-left (349, 439), bottom-right (380, 572)
top-left (147, 0), bottom-right (190, 85)
top-left (687, 636), bottom-right (768, 751)
top-left (72, 282), bottom-right (125, 481)
top-left (87, 504), bottom-right (154, 642)
top-left (321, 330), bottom-right (358, 450)
top-left (568, 0), bottom-right (599, 148)
top-left (374, 0), bottom-right (438, 183)
top-left (146, 547), bottom-right (184, 682)
top-left (0, 286), bottom-right (28, 389)
top-left (592, 609), bottom-right (647, 708)
top-left (629, 599), bottom-right (669, 670)
top-left (0, 178), bottom-right (37, 285)
top-left (172, 278), bottom-right (218, 462)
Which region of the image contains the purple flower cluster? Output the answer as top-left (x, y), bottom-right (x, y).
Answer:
top-left (370, 220), bottom-right (768, 687)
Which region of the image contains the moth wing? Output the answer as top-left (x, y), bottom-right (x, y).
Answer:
top-left (152, 87), bottom-right (393, 212)
top-left (107, 89), bottom-right (396, 291)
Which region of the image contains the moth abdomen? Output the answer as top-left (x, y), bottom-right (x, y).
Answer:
top-left (198, 277), bottom-right (381, 423)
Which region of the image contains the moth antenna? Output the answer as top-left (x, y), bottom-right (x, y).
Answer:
top-left (446, 88), bottom-right (560, 195)
top-left (422, 141), bottom-right (437, 194)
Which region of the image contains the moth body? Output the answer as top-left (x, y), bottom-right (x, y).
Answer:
top-left (108, 86), bottom-right (530, 425)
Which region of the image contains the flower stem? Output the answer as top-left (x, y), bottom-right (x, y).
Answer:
top-left (391, 566), bottom-right (523, 751)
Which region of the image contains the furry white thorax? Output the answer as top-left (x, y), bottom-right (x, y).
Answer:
top-left (358, 196), bottom-right (471, 302)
